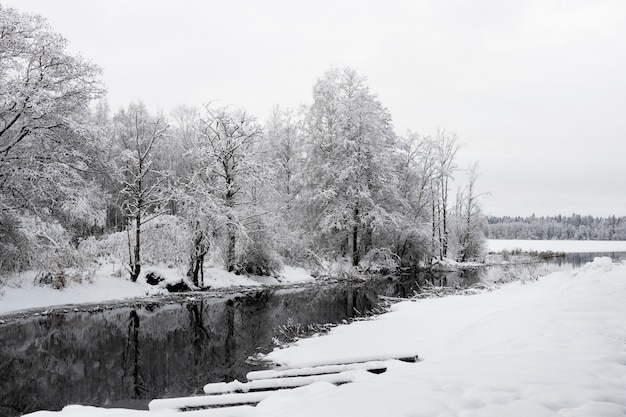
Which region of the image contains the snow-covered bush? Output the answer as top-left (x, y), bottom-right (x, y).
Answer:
top-left (139, 215), bottom-right (190, 267)
top-left (275, 230), bottom-right (324, 275)
top-left (391, 225), bottom-right (433, 269)
top-left (317, 258), bottom-right (360, 280)
top-left (360, 247), bottom-right (399, 274)
top-left (235, 219), bottom-right (283, 276)
top-left (0, 213), bottom-right (30, 273)
top-left (1, 215), bottom-right (92, 273)
top-left (78, 231), bottom-right (127, 263)
top-left (33, 269), bottom-right (94, 289)
top-left (78, 215), bottom-right (191, 269)
top-left (451, 220), bottom-right (487, 263)
top-left (495, 264), bottom-right (543, 284)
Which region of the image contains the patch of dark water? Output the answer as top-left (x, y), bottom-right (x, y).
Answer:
top-left (0, 280), bottom-right (388, 416)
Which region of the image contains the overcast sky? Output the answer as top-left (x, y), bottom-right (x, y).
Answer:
top-left (4, 0), bottom-right (626, 217)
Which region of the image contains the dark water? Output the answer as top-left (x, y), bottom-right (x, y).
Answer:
top-left (0, 279), bottom-right (414, 416)
top-left (1, 252), bottom-right (623, 416)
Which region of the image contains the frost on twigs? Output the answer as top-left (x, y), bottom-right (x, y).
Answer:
top-left (273, 318), bottom-right (336, 347)
top-left (411, 281), bottom-right (496, 300)
top-left (495, 263), bottom-right (544, 284)
top-left (360, 248), bottom-right (400, 274)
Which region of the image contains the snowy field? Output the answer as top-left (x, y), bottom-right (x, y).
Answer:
top-left (24, 256), bottom-right (626, 416)
top-left (0, 265), bottom-right (314, 316)
top-left (488, 238), bottom-right (626, 253)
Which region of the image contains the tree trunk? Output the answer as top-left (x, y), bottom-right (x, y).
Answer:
top-left (431, 191), bottom-right (436, 264)
top-left (362, 224), bottom-right (373, 256)
top-left (131, 215), bottom-right (141, 282)
top-left (442, 177), bottom-right (449, 259)
top-left (227, 221), bottom-right (236, 272)
top-left (352, 207), bottom-right (359, 266)
top-left (225, 181), bottom-right (236, 272)
top-left (187, 225), bottom-right (209, 287)
top-left (187, 254), bottom-right (205, 287)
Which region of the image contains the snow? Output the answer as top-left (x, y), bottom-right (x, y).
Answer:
top-left (488, 238), bottom-right (626, 253)
top-left (0, 266), bottom-right (148, 315)
top-left (203, 266), bottom-right (313, 288)
top-left (0, 263), bottom-right (314, 315)
top-left (21, 256), bottom-right (626, 416)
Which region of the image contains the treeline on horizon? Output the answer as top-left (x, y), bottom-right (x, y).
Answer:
top-left (485, 214), bottom-right (626, 241)
top-left (0, 5), bottom-right (487, 282)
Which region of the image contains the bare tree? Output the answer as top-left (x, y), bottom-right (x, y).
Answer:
top-left (431, 128), bottom-right (460, 260)
top-left (454, 163), bottom-right (487, 262)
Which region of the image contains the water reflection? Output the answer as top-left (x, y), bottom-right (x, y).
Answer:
top-left (0, 282), bottom-right (381, 416)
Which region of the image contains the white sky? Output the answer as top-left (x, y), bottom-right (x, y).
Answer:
top-left (4, 0), bottom-right (626, 217)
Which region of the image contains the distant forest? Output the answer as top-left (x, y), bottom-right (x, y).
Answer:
top-left (485, 215), bottom-right (626, 240)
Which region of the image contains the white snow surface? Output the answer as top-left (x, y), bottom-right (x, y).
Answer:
top-left (0, 264), bottom-right (314, 315)
top-left (23, 257), bottom-right (626, 416)
top-left (0, 267), bottom-right (148, 315)
top-left (488, 238), bottom-right (626, 253)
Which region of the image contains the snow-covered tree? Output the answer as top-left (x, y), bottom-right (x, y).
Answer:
top-left (264, 106), bottom-right (303, 202)
top-left (261, 106), bottom-right (310, 265)
top-left (0, 5), bottom-right (104, 212)
top-left (164, 104), bottom-right (200, 181)
top-left (113, 103), bottom-right (170, 281)
top-left (430, 128), bottom-right (460, 260)
top-left (301, 68), bottom-right (398, 266)
top-left (392, 131), bottom-right (438, 266)
top-left (0, 5), bottom-right (105, 272)
top-left (453, 163), bottom-right (487, 262)
top-left (193, 105), bottom-right (274, 273)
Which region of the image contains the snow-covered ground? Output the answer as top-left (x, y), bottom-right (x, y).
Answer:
top-left (24, 256), bottom-right (626, 416)
top-left (488, 238), bottom-right (626, 253)
top-left (0, 263), bottom-right (314, 316)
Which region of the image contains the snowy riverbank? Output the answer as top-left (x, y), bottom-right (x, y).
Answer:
top-left (0, 264), bottom-right (314, 316)
top-left (24, 256), bottom-right (626, 416)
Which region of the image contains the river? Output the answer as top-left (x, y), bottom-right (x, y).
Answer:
top-left (1, 252), bottom-right (624, 416)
